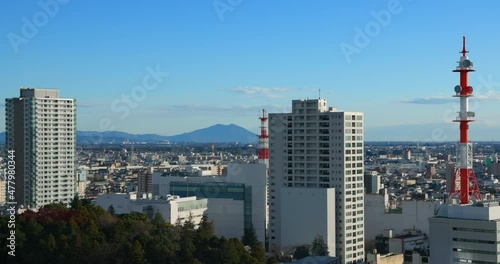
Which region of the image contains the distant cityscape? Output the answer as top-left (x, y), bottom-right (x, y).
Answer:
top-left (3, 77), bottom-right (500, 263)
top-left (2, 2), bottom-right (500, 263)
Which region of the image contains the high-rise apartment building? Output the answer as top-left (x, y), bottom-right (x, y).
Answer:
top-left (138, 172), bottom-right (153, 195)
top-left (5, 88), bottom-right (77, 208)
top-left (268, 99), bottom-right (365, 264)
top-left (364, 172), bottom-right (381, 194)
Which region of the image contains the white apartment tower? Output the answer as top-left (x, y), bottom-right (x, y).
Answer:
top-left (5, 88), bottom-right (77, 208)
top-left (269, 99), bottom-right (365, 264)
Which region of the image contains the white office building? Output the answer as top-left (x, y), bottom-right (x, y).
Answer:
top-left (77, 166), bottom-right (89, 198)
top-left (96, 193), bottom-right (208, 226)
top-left (281, 187), bottom-right (336, 253)
top-left (364, 192), bottom-right (439, 249)
top-left (429, 201), bottom-right (500, 264)
top-left (268, 99), bottom-right (365, 263)
top-left (5, 88), bottom-right (77, 208)
top-left (152, 163), bottom-right (268, 244)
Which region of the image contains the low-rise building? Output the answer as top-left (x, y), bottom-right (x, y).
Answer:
top-left (77, 166), bottom-right (89, 198)
top-left (406, 251), bottom-right (430, 264)
top-left (295, 256), bottom-right (342, 264)
top-left (366, 251), bottom-right (404, 264)
top-left (138, 173), bottom-right (153, 195)
top-left (153, 163), bottom-right (267, 244)
top-left (374, 228), bottom-right (428, 256)
top-left (96, 193), bottom-right (207, 226)
top-left (365, 192), bottom-right (439, 250)
top-left (429, 200), bottom-right (500, 264)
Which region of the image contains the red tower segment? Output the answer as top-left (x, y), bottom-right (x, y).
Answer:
top-left (258, 109), bottom-right (269, 164)
top-left (449, 36), bottom-right (482, 204)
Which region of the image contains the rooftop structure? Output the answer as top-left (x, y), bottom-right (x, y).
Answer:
top-left (430, 200), bottom-right (500, 263)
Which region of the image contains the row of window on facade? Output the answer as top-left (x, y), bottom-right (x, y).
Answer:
top-left (270, 114), bottom-right (362, 121)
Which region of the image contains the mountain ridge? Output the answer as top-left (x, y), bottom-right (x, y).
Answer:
top-left (78, 123), bottom-right (257, 144)
top-left (0, 124), bottom-right (257, 145)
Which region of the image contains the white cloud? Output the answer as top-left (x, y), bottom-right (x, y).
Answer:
top-left (401, 91), bottom-right (500, 105)
top-left (400, 97), bottom-right (454, 105)
top-left (224, 86), bottom-right (291, 98)
top-left (474, 90), bottom-right (500, 101)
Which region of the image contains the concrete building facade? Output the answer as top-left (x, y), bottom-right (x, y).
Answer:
top-left (364, 193), bottom-right (438, 249)
top-left (5, 88), bottom-right (77, 208)
top-left (138, 172), bottom-right (153, 195)
top-left (365, 172), bottom-right (381, 194)
top-left (96, 193), bottom-right (207, 226)
top-left (366, 252), bottom-right (404, 264)
top-left (77, 166), bottom-right (88, 198)
top-left (280, 187), bottom-right (336, 253)
top-left (374, 228), bottom-right (428, 255)
top-left (429, 201), bottom-right (500, 264)
top-left (152, 163), bottom-right (267, 244)
top-left (268, 99), bottom-right (365, 263)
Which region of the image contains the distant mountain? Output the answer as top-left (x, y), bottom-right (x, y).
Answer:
top-left (167, 124), bottom-right (257, 143)
top-left (0, 124), bottom-right (257, 145)
top-left (3, 122), bottom-right (499, 145)
top-left (76, 124), bottom-right (257, 144)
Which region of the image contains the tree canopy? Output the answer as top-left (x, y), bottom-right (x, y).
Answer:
top-left (241, 224), bottom-right (258, 247)
top-left (293, 245), bottom-right (310, 260)
top-left (0, 198), bottom-right (266, 264)
top-left (311, 234), bottom-right (329, 256)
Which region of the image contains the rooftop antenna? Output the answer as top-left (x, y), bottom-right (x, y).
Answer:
top-left (319, 88), bottom-right (321, 99)
top-left (258, 109), bottom-right (269, 165)
top-left (449, 36), bottom-right (482, 204)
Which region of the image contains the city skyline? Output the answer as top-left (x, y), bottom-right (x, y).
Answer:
top-left (2, 1), bottom-right (500, 141)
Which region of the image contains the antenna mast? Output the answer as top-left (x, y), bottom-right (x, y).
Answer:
top-left (449, 36), bottom-right (482, 204)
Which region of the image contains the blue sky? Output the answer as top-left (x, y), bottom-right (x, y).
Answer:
top-left (1, 0), bottom-right (500, 141)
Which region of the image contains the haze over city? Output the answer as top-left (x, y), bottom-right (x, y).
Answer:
top-left (2, 0), bottom-right (500, 141)
top-left (6, 1), bottom-right (500, 263)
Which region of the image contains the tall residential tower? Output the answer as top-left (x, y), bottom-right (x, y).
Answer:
top-left (5, 88), bottom-right (77, 208)
top-left (269, 99), bottom-right (365, 264)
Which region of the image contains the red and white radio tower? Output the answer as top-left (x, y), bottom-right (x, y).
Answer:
top-left (258, 109), bottom-right (269, 165)
top-left (449, 36), bottom-right (482, 204)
